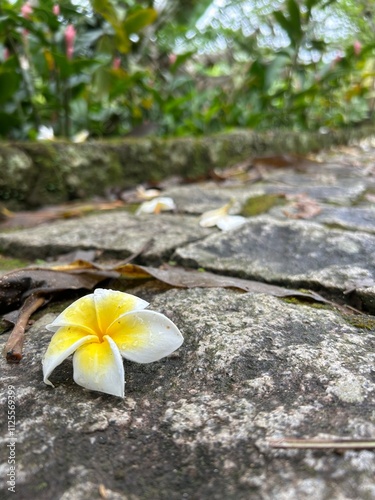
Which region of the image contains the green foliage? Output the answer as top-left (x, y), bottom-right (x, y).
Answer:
top-left (0, 0), bottom-right (374, 139)
top-left (0, 0), bottom-right (158, 138)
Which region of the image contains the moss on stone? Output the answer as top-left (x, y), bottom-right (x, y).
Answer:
top-left (241, 194), bottom-right (286, 216)
top-left (281, 296), bottom-right (333, 310)
top-left (283, 297), bottom-right (375, 330)
top-left (0, 255), bottom-right (30, 271)
top-left (352, 187), bottom-right (375, 206)
top-left (1, 125), bottom-right (375, 209)
top-left (342, 314), bottom-right (375, 330)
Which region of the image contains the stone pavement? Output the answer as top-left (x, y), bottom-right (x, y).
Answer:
top-left (0, 141), bottom-right (375, 499)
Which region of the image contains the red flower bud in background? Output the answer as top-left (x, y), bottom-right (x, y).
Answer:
top-left (168, 53), bottom-right (177, 65)
top-left (112, 57), bottom-right (121, 69)
top-left (65, 24), bottom-right (76, 60)
top-left (353, 40), bottom-right (362, 56)
top-left (53, 4), bottom-right (60, 16)
top-left (21, 2), bottom-right (33, 19)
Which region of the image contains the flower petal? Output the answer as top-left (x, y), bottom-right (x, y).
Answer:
top-left (73, 335), bottom-right (125, 397)
top-left (71, 129), bottom-right (89, 143)
top-left (37, 125), bottom-right (54, 141)
top-left (93, 289), bottom-right (149, 333)
top-left (45, 294), bottom-right (99, 334)
top-left (199, 202), bottom-right (231, 227)
top-left (136, 197), bottom-right (176, 215)
top-left (43, 327), bottom-right (98, 387)
top-left (107, 310), bottom-right (184, 363)
top-left (216, 215), bottom-right (247, 231)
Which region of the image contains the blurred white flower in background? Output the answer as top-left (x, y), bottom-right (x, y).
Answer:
top-left (136, 197), bottom-right (176, 215)
top-left (37, 125), bottom-right (55, 141)
top-left (199, 202), bottom-right (247, 231)
top-left (71, 130), bottom-right (89, 143)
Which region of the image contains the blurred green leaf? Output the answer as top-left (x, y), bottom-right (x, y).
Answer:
top-left (123, 8), bottom-right (157, 34)
top-left (0, 70), bottom-right (20, 103)
top-left (286, 0), bottom-right (302, 42)
top-left (170, 50), bottom-right (195, 74)
top-left (90, 0), bottom-right (118, 28)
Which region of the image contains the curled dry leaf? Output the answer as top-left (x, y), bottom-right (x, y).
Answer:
top-left (0, 200), bottom-right (125, 230)
top-left (0, 267), bottom-right (118, 315)
top-left (54, 260), bottom-right (331, 306)
top-left (1, 267), bottom-right (118, 362)
top-left (283, 193), bottom-right (322, 219)
top-left (114, 263), bottom-right (332, 305)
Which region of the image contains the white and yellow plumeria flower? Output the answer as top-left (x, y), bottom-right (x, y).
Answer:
top-left (136, 197), bottom-right (176, 215)
top-left (136, 186), bottom-right (161, 200)
top-left (199, 202), bottom-right (247, 231)
top-left (71, 129), bottom-right (89, 143)
top-left (37, 125), bottom-right (55, 141)
top-left (42, 289), bottom-right (183, 398)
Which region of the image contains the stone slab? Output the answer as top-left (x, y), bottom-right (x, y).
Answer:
top-left (0, 211), bottom-right (212, 264)
top-left (174, 216), bottom-right (375, 299)
top-left (264, 180), bottom-right (366, 205)
top-left (0, 286), bottom-right (374, 499)
top-left (269, 205), bottom-right (375, 233)
top-left (315, 206), bottom-right (375, 232)
top-left (163, 183), bottom-right (261, 214)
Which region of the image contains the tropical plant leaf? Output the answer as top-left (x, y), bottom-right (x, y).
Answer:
top-left (286, 0), bottom-right (302, 41)
top-left (123, 8), bottom-right (158, 35)
top-left (90, 0), bottom-right (131, 53)
top-left (0, 71), bottom-right (20, 104)
top-left (90, 0), bottom-right (118, 29)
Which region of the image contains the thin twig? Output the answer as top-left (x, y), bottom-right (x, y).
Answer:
top-left (269, 438), bottom-right (375, 450)
top-left (4, 294), bottom-right (47, 363)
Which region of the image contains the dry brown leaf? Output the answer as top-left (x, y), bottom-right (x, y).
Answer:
top-left (0, 267), bottom-right (118, 362)
top-left (212, 154), bottom-right (320, 183)
top-left (113, 263), bottom-right (333, 306)
top-left (0, 200), bottom-right (124, 230)
top-left (49, 259), bottom-right (332, 303)
top-left (0, 267), bottom-right (118, 315)
top-left (212, 158), bottom-right (254, 181)
top-left (1, 254), bottom-right (359, 363)
top-left (283, 193), bottom-right (322, 219)
top-left (252, 154), bottom-right (319, 170)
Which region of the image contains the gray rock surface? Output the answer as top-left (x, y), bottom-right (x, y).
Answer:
top-left (0, 212), bottom-right (211, 264)
top-left (270, 205), bottom-right (375, 233)
top-left (0, 140), bottom-right (375, 499)
top-left (1, 288), bottom-right (374, 500)
top-left (175, 216), bottom-right (375, 298)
